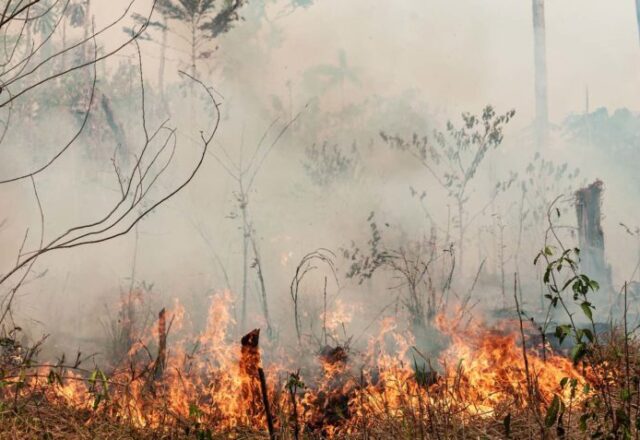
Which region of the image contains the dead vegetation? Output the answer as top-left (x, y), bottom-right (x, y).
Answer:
top-left (0, 2), bottom-right (639, 440)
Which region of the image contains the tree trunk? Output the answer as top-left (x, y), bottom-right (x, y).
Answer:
top-left (153, 308), bottom-right (167, 380)
top-left (240, 329), bottom-right (262, 413)
top-left (84, 0), bottom-right (91, 40)
top-left (249, 234), bottom-right (273, 338)
top-left (240, 197), bottom-right (249, 333)
top-left (457, 198), bottom-right (465, 277)
top-left (575, 180), bottom-right (612, 290)
top-left (532, 0), bottom-right (549, 149)
top-left (636, 0), bottom-right (640, 46)
top-left (190, 19), bottom-right (197, 79)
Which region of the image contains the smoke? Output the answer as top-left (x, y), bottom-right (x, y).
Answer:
top-left (1, 0), bottom-right (639, 363)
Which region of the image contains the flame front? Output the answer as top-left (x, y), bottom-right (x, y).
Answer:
top-left (10, 293), bottom-right (592, 437)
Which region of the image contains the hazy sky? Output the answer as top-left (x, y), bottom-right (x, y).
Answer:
top-left (274, 0), bottom-right (639, 125)
top-left (100, 0), bottom-right (639, 129)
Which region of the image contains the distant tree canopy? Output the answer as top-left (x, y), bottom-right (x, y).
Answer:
top-left (128, 0), bottom-right (247, 78)
top-left (158, 0), bottom-right (245, 39)
top-left (380, 106), bottom-right (516, 274)
top-left (564, 107), bottom-right (640, 154)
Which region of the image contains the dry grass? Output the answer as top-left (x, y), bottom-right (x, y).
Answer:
top-left (0, 325), bottom-right (637, 439)
top-left (0, 399), bottom-right (589, 439)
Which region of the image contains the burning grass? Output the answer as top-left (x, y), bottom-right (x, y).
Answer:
top-left (2, 290), bottom-right (631, 439)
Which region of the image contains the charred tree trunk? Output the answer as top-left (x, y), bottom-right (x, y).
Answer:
top-left (575, 180), bottom-right (612, 289)
top-left (153, 308), bottom-right (167, 380)
top-left (258, 367), bottom-right (275, 439)
top-left (240, 329), bottom-right (263, 414)
top-left (532, 0), bottom-right (549, 149)
top-left (240, 329), bottom-right (276, 435)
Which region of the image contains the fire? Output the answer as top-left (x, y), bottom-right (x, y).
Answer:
top-left (322, 298), bottom-right (356, 333)
top-left (6, 294), bottom-right (593, 437)
top-left (435, 314), bottom-right (587, 417)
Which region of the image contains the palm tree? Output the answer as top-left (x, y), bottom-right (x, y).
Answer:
top-left (304, 49), bottom-right (360, 111)
top-left (62, 0), bottom-right (88, 70)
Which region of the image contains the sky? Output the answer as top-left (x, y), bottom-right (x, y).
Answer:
top-left (227, 0), bottom-right (639, 127)
top-left (99, 0), bottom-right (640, 129)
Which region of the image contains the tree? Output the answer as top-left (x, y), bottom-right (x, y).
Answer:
top-left (0, 1), bottom-right (221, 327)
top-left (303, 49), bottom-right (360, 111)
top-left (156, 0), bottom-right (245, 79)
top-left (636, 0), bottom-right (640, 46)
top-left (62, 0), bottom-right (89, 70)
top-left (532, 0), bottom-right (549, 148)
top-left (210, 113), bottom-right (302, 337)
top-left (381, 106), bottom-right (516, 276)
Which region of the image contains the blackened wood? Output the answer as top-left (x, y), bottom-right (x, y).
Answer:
top-left (258, 367), bottom-right (275, 439)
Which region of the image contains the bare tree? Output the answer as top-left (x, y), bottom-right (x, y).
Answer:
top-left (381, 106), bottom-right (515, 277)
top-left (210, 113), bottom-right (302, 337)
top-left (0, 1), bottom-right (221, 327)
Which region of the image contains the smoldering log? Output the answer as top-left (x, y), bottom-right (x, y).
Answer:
top-left (575, 180), bottom-right (612, 289)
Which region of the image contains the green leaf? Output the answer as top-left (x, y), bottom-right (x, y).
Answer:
top-left (555, 325), bottom-right (571, 345)
top-left (579, 413), bottom-right (589, 431)
top-left (561, 276), bottom-right (578, 292)
top-left (570, 343), bottom-right (587, 364)
top-left (582, 328), bottom-right (594, 343)
top-left (544, 267), bottom-right (551, 284)
top-left (580, 302), bottom-right (593, 321)
top-left (545, 395), bottom-right (561, 427)
top-left (559, 377), bottom-right (569, 389)
top-left (93, 394), bottom-right (102, 410)
top-left (189, 403), bottom-right (203, 418)
top-left (534, 253), bottom-right (542, 265)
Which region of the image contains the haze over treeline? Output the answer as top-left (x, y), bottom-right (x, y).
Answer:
top-left (0, 0), bottom-right (638, 358)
